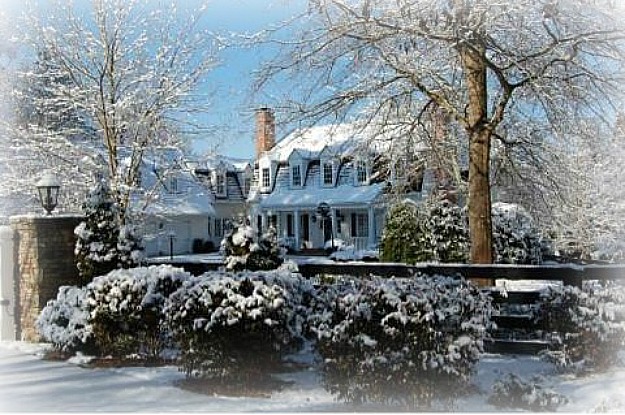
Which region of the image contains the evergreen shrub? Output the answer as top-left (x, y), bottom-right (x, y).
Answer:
top-left (222, 224), bottom-right (283, 271)
top-left (84, 265), bottom-right (192, 358)
top-left (164, 269), bottom-right (313, 383)
top-left (538, 281), bottom-right (625, 373)
top-left (36, 285), bottom-right (96, 354)
top-left (381, 198), bottom-right (468, 264)
top-left (307, 274), bottom-right (493, 409)
top-left (492, 202), bottom-right (544, 264)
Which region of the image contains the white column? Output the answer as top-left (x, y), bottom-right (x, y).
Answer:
top-left (294, 209), bottom-right (300, 251)
top-left (368, 206), bottom-right (375, 248)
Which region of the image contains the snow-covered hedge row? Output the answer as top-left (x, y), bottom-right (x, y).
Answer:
top-left (36, 286), bottom-right (95, 354)
top-left (308, 274), bottom-right (493, 409)
top-left (538, 281), bottom-right (625, 372)
top-left (164, 268), bottom-right (314, 381)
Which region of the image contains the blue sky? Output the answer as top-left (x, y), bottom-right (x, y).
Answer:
top-left (1, 0), bottom-right (307, 160)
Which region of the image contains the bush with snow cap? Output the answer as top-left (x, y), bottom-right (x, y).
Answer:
top-left (488, 373), bottom-right (568, 411)
top-left (538, 281), bottom-right (625, 373)
top-left (36, 285), bottom-right (96, 354)
top-left (85, 265), bottom-right (192, 358)
top-left (492, 202), bottom-right (545, 264)
top-left (164, 269), bottom-right (314, 382)
top-left (222, 224), bottom-right (283, 271)
top-left (308, 274), bottom-right (493, 409)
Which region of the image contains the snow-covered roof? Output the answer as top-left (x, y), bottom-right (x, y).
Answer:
top-left (266, 123), bottom-right (425, 163)
top-left (259, 183), bottom-right (385, 209)
top-left (142, 193), bottom-right (215, 216)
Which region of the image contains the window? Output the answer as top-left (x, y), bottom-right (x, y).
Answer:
top-left (244, 177), bottom-right (251, 195)
top-left (262, 168), bottom-right (270, 188)
top-left (356, 160), bottom-right (368, 184)
top-left (291, 165), bottom-right (302, 187)
top-left (323, 162), bottom-right (333, 186)
top-left (168, 176), bottom-right (178, 194)
top-left (286, 214), bottom-right (294, 237)
top-left (215, 218), bottom-right (223, 237)
top-left (207, 218), bottom-right (212, 237)
top-left (351, 213), bottom-right (369, 237)
top-left (216, 173), bottom-right (225, 195)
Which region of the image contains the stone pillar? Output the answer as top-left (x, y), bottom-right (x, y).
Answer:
top-left (10, 215), bottom-right (83, 342)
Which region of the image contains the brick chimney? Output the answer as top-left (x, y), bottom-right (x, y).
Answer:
top-left (255, 107), bottom-right (275, 158)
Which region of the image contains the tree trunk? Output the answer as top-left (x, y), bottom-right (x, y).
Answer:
top-left (461, 41), bottom-right (493, 264)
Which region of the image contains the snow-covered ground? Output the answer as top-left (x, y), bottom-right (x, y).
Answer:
top-left (1, 341), bottom-right (624, 412)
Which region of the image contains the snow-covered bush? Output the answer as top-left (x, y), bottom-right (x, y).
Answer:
top-left (487, 373), bottom-right (568, 411)
top-left (36, 285), bottom-right (96, 354)
top-left (427, 199), bottom-right (470, 263)
top-left (221, 224), bottom-right (283, 271)
top-left (492, 202), bottom-right (545, 264)
top-left (75, 181), bottom-right (143, 285)
top-left (308, 274), bottom-right (493, 409)
top-left (85, 265), bottom-right (192, 358)
top-left (381, 198), bottom-right (469, 264)
top-left (164, 269), bottom-right (314, 382)
top-left (380, 200), bottom-right (423, 264)
top-left (538, 281), bottom-right (625, 373)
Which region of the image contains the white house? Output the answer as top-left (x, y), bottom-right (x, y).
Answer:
top-left (133, 148), bottom-right (216, 257)
top-left (248, 108), bottom-right (427, 252)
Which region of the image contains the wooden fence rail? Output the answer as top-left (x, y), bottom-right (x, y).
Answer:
top-left (150, 258), bottom-right (625, 287)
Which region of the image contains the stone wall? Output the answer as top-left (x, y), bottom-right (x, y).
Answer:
top-left (10, 215), bottom-right (83, 341)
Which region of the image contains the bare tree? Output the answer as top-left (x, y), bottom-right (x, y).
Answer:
top-left (255, 0), bottom-right (625, 263)
top-left (3, 0), bottom-right (219, 222)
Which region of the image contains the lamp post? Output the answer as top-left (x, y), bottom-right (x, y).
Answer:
top-left (36, 172), bottom-right (61, 215)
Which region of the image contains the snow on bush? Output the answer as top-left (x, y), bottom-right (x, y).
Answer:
top-left (307, 274), bottom-right (493, 409)
top-left (164, 269), bottom-right (314, 382)
top-left (487, 373), bottom-right (568, 411)
top-left (381, 198), bottom-right (469, 264)
top-left (492, 202), bottom-right (545, 264)
top-left (221, 224), bottom-right (283, 271)
top-left (538, 281), bottom-right (625, 373)
top-left (36, 285), bottom-right (95, 354)
top-left (85, 265), bottom-right (192, 358)
top-left (75, 180), bottom-right (143, 284)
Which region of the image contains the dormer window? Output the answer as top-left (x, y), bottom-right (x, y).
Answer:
top-left (322, 161), bottom-right (334, 186)
top-left (215, 172), bottom-right (226, 196)
top-left (262, 167), bottom-right (270, 188)
top-left (355, 159), bottom-right (368, 185)
top-left (291, 164), bottom-right (302, 187)
top-left (168, 176), bottom-right (179, 194)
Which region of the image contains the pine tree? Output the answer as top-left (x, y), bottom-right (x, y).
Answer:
top-left (74, 181), bottom-right (142, 284)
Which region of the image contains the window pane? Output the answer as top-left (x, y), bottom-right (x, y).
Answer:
top-left (292, 165), bottom-right (301, 187)
top-left (323, 163), bottom-right (333, 185)
top-left (262, 168), bottom-right (270, 188)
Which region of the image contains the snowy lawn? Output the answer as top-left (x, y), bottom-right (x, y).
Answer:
top-left (1, 341), bottom-right (624, 412)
